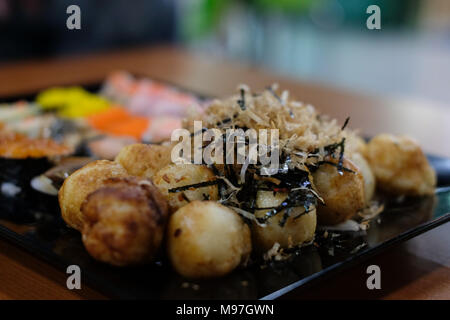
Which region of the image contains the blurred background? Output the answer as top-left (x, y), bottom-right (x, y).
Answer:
top-left (0, 0), bottom-right (449, 105)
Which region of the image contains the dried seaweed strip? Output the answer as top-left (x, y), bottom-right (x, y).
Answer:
top-left (168, 180), bottom-right (220, 193)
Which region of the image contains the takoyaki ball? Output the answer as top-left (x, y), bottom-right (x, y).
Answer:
top-left (167, 201), bottom-right (251, 278)
top-left (366, 134), bottom-right (436, 196)
top-left (58, 160), bottom-right (128, 231)
top-left (153, 164), bottom-right (219, 212)
top-left (81, 177), bottom-right (169, 266)
top-left (115, 143), bottom-right (173, 179)
top-left (253, 191), bottom-right (317, 252)
top-left (346, 134), bottom-right (368, 158)
top-left (312, 158), bottom-right (365, 225)
top-left (350, 152), bottom-right (376, 203)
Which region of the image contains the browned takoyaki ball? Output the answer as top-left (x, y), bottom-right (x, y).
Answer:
top-left (313, 157), bottom-right (366, 225)
top-left (115, 143), bottom-right (173, 179)
top-left (350, 152), bottom-right (376, 204)
top-left (153, 163), bottom-right (219, 212)
top-left (58, 160), bottom-right (128, 231)
top-left (252, 191), bottom-right (317, 252)
top-left (167, 201), bottom-right (251, 278)
top-left (366, 134), bottom-right (436, 196)
top-left (81, 177), bottom-right (169, 266)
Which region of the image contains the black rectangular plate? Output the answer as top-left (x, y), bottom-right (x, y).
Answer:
top-left (0, 80), bottom-right (449, 299)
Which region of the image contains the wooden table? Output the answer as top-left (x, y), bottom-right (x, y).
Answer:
top-left (0, 46), bottom-right (449, 300)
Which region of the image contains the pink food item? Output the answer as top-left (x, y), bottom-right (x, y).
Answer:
top-left (96, 71), bottom-right (203, 143)
top-left (101, 71), bottom-right (136, 105)
top-left (88, 136), bottom-right (137, 160)
top-left (142, 117), bottom-right (182, 143)
top-left (102, 71), bottom-right (201, 118)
